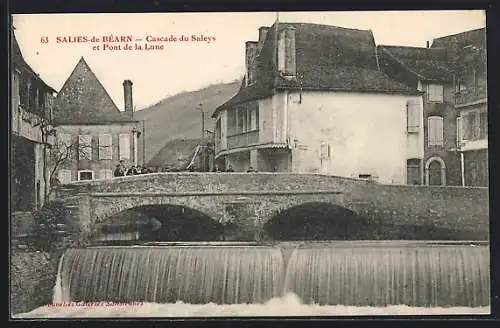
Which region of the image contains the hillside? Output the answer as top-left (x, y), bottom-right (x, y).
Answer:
top-left (134, 80), bottom-right (241, 163)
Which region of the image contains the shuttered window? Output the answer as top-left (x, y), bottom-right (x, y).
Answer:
top-left (320, 142), bottom-right (330, 159)
top-left (428, 116), bottom-right (444, 146)
top-left (58, 133), bottom-right (73, 158)
top-left (406, 100), bottom-right (420, 133)
top-left (480, 112), bottom-right (488, 139)
top-left (456, 117), bottom-right (463, 147)
top-left (99, 134), bottom-right (112, 160)
top-left (119, 133), bottom-right (130, 160)
top-left (427, 84), bottom-right (444, 103)
top-left (78, 134), bottom-right (92, 160)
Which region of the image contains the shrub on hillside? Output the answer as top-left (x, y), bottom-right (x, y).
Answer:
top-left (27, 200), bottom-right (71, 255)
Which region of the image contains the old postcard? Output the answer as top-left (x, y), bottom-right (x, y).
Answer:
top-left (10, 11), bottom-right (490, 318)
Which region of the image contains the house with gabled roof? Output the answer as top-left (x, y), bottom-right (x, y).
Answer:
top-left (212, 22), bottom-right (425, 185)
top-left (11, 26), bottom-right (57, 211)
top-left (378, 27), bottom-right (487, 187)
top-left (53, 57), bottom-right (142, 183)
top-left (377, 44), bottom-right (461, 186)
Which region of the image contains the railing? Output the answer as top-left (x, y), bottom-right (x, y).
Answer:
top-left (454, 87), bottom-right (487, 106)
top-left (226, 130), bottom-right (259, 150)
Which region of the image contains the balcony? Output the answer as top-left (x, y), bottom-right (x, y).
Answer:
top-left (454, 87), bottom-right (487, 107)
top-left (227, 130), bottom-right (259, 150)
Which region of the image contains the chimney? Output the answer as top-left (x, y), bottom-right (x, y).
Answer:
top-left (123, 80), bottom-right (133, 118)
top-left (426, 41), bottom-right (430, 48)
top-left (245, 41), bottom-right (259, 85)
top-left (258, 26), bottom-right (270, 52)
top-left (278, 26), bottom-right (296, 76)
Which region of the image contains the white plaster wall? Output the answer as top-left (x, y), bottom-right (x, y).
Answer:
top-left (286, 91), bottom-right (424, 184)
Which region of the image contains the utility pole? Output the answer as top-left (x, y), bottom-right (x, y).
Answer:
top-left (196, 103), bottom-right (204, 171)
top-left (142, 119), bottom-right (146, 165)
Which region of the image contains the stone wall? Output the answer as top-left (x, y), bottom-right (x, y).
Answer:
top-left (11, 250), bottom-right (59, 315)
top-left (348, 183), bottom-right (489, 239)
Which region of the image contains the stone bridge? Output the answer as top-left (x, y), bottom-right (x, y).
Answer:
top-left (54, 173), bottom-right (489, 241)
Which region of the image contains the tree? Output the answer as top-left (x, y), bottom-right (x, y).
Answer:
top-left (35, 117), bottom-right (56, 202)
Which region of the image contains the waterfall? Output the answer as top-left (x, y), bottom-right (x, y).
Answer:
top-left (52, 253), bottom-right (65, 303)
top-left (57, 246), bottom-right (285, 304)
top-left (54, 242), bottom-right (490, 307)
top-left (283, 242), bottom-right (490, 307)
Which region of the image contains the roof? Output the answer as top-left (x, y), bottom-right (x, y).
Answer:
top-left (148, 138), bottom-right (209, 168)
top-left (431, 27), bottom-right (486, 50)
top-left (11, 28), bottom-right (57, 93)
top-left (53, 57), bottom-right (138, 125)
top-left (377, 45), bottom-right (454, 82)
top-left (214, 22), bottom-right (418, 117)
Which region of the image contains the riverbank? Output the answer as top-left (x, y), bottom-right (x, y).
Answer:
top-left (10, 250), bottom-right (59, 314)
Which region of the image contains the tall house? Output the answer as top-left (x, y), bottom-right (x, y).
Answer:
top-left (432, 28), bottom-right (488, 187)
top-left (377, 45), bottom-right (461, 186)
top-left (11, 27), bottom-right (57, 211)
top-left (213, 22), bottom-right (425, 185)
top-left (52, 57), bottom-right (141, 184)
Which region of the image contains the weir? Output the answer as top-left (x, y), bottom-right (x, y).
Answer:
top-left (54, 241), bottom-right (490, 308)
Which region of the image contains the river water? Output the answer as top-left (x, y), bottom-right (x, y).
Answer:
top-left (15, 241), bottom-right (490, 317)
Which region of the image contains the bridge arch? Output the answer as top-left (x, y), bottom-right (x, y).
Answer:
top-left (263, 201), bottom-right (373, 241)
top-left (90, 195), bottom-right (222, 225)
top-left (93, 203), bottom-right (225, 242)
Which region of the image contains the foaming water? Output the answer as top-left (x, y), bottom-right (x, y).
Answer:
top-left (51, 241), bottom-right (490, 311)
top-left (15, 293), bottom-right (490, 318)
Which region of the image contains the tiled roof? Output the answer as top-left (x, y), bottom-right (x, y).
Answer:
top-left (148, 138), bottom-right (206, 168)
top-left (11, 28), bottom-right (56, 93)
top-left (214, 22), bottom-right (418, 116)
top-left (377, 45), bottom-right (454, 82)
top-left (53, 57), bottom-right (138, 125)
top-left (431, 28), bottom-right (486, 51)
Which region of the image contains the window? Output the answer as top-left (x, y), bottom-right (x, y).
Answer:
top-left (407, 159), bottom-right (421, 185)
top-left (58, 169), bottom-right (72, 184)
top-left (78, 134), bottom-right (92, 160)
top-left (462, 114), bottom-right (470, 140)
top-left (428, 116), bottom-right (444, 146)
top-left (99, 134), bottom-right (112, 160)
top-left (406, 99), bottom-right (420, 133)
top-left (58, 133), bottom-right (73, 158)
top-left (99, 169), bottom-right (113, 180)
top-left (119, 133), bottom-right (131, 160)
top-left (470, 112), bottom-right (479, 139)
top-left (278, 35), bottom-right (286, 72)
top-left (480, 112), bottom-right (487, 139)
top-left (78, 170), bottom-right (94, 181)
top-left (456, 117), bottom-right (463, 147)
top-left (427, 84), bottom-right (444, 103)
top-left (320, 142), bottom-right (330, 159)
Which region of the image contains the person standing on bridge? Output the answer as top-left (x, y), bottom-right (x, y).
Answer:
top-left (226, 164), bottom-right (234, 172)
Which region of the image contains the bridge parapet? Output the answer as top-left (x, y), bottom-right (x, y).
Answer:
top-left (56, 173), bottom-right (369, 194)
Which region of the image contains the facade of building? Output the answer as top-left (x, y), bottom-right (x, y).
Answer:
top-left (377, 45), bottom-right (462, 186)
top-left (432, 28), bottom-right (488, 187)
top-left (378, 27), bottom-right (487, 186)
top-left (52, 58), bottom-right (141, 184)
top-left (213, 22), bottom-right (425, 185)
top-left (11, 28), bottom-right (57, 211)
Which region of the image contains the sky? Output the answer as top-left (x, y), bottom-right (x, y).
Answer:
top-left (12, 11), bottom-right (486, 111)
